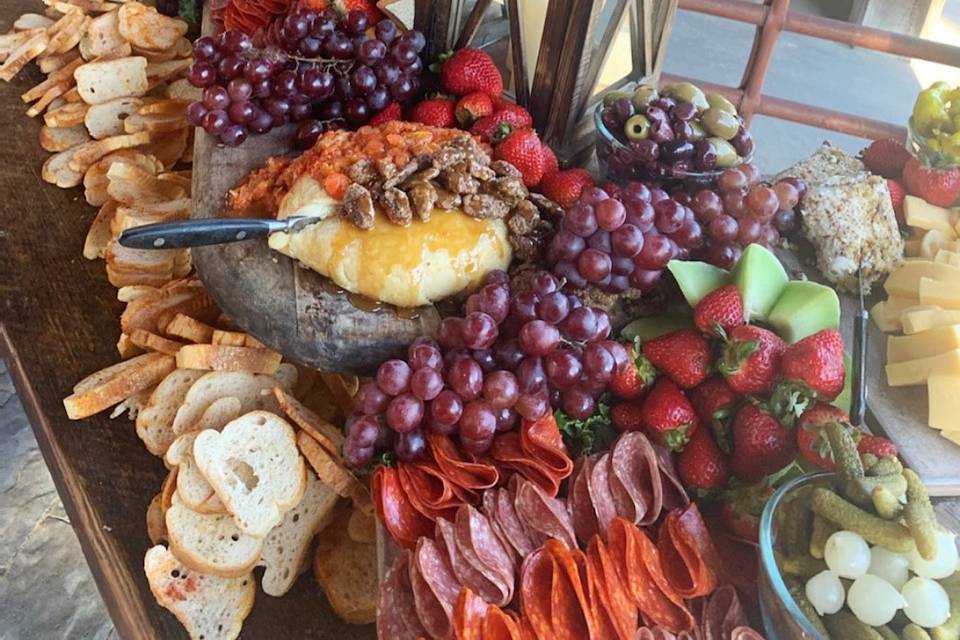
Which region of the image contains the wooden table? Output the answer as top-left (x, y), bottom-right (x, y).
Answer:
top-left (0, 2), bottom-right (372, 637)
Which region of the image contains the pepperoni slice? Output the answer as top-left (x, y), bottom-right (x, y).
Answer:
top-left (496, 485), bottom-right (537, 558)
top-left (584, 540), bottom-right (628, 640)
top-left (544, 540), bottom-right (595, 640)
top-left (608, 432), bottom-right (662, 526)
top-left (658, 503), bottom-right (721, 599)
top-left (608, 518), bottom-right (694, 633)
top-left (520, 414), bottom-right (573, 484)
top-left (398, 462), bottom-right (461, 522)
top-left (372, 465), bottom-right (433, 549)
top-left (452, 587), bottom-right (488, 640)
top-left (569, 456), bottom-right (600, 544)
top-left (519, 546), bottom-right (556, 640)
top-left (490, 432), bottom-right (561, 496)
top-left (429, 434), bottom-right (499, 491)
top-left (587, 536), bottom-right (638, 640)
top-left (587, 451), bottom-right (617, 537)
top-left (483, 607), bottom-right (523, 640)
top-left (514, 477), bottom-right (577, 550)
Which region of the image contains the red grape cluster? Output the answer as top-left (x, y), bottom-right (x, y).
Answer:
top-left (684, 163), bottom-right (807, 269)
top-left (342, 270), bottom-right (624, 467)
top-left (185, 8), bottom-right (424, 147)
top-left (547, 184), bottom-right (703, 295)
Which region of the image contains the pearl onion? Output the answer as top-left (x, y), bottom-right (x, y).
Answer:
top-left (847, 574), bottom-right (905, 626)
top-left (902, 577), bottom-right (951, 628)
top-left (908, 529), bottom-right (959, 580)
top-left (805, 570), bottom-right (845, 616)
top-left (824, 530), bottom-right (871, 579)
top-left (868, 546), bottom-right (911, 589)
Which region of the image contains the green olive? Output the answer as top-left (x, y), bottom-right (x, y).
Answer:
top-left (711, 137), bottom-right (739, 168)
top-left (631, 86), bottom-right (658, 111)
top-left (603, 90), bottom-right (633, 108)
top-left (702, 108), bottom-right (741, 140)
top-left (624, 114), bottom-right (651, 141)
top-left (661, 82), bottom-right (708, 111)
top-left (706, 93), bottom-right (737, 115)
top-left (688, 121), bottom-right (705, 141)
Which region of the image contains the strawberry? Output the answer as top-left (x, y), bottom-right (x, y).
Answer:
top-left (611, 401), bottom-right (643, 432)
top-left (694, 285), bottom-right (745, 336)
top-left (455, 92), bottom-right (494, 128)
top-left (494, 129), bottom-right (545, 187)
top-left (410, 98), bottom-right (455, 128)
top-left (641, 328), bottom-right (711, 390)
top-left (720, 482), bottom-right (775, 543)
top-left (640, 378), bottom-right (698, 451)
top-left (468, 105), bottom-right (534, 144)
top-left (887, 178), bottom-right (906, 225)
top-left (678, 427), bottom-right (729, 495)
top-left (795, 403), bottom-right (850, 470)
top-left (718, 325), bottom-right (786, 395)
top-left (601, 182), bottom-right (621, 198)
top-left (440, 48), bottom-right (504, 97)
top-left (540, 169), bottom-right (595, 209)
top-left (780, 329), bottom-right (846, 402)
top-left (541, 143), bottom-right (559, 177)
top-left (492, 103), bottom-right (533, 129)
top-left (608, 342), bottom-right (656, 400)
top-left (689, 376), bottom-right (738, 454)
top-left (368, 101), bottom-right (403, 126)
top-left (857, 434), bottom-right (898, 458)
top-left (861, 138), bottom-right (911, 178)
top-left (730, 404), bottom-right (796, 482)
top-left (903, 156), bottom-right (960, 207)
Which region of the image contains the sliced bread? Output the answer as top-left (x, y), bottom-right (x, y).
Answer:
top-left (175, 344), bottom-right (282, 375)
top-left (296, 431), bottom-right (364, 500)
top-left (165, 431), bottom-right (226, 514)
top-left (165, 501), bottom-right (264, 578)
top-left (146, 492), bottom-right (167, 545)
top-left (136, 368), bottom-right (204, 456)
top-left (273, 386), bottom-right (344, 455)
top-left (191, 396), bottom-right (242, 435)
top-left (171, 365), bottom-right (297, 437)
top-left (313, 504), bottom-right (377, 624)
top-left (258, 470), bottom-right (339, 597)
top-left (144, 545), bottom-right (255, 640)
top-left (64, 352), bottom-right (175, 419)
top-left (193, 411), bottom-right (306, 537)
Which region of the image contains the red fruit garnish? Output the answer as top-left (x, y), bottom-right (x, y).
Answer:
top-left (454, 92), bottom-right (494, 128)
top-left (540, 143), bottom-right (559, 178)
top-left (641, 328), bottom-right (711, 390)
top-left (694, 285), bottom-right (745, 336)
top-left (903, 156), bottom-right (960, 207)
top-left (861, 137), bottom-right (911, 179)
top-left (368, 101), bottom-right (403, 126)
top-left (795, 403), bottom-right (850, 470)
top-left (611, 402), bottom-right (643, 432)
top-left (730, 404), bottom-right (796, 482)
top-left (678, 427), bottom-right (729, 495)
top-left (689, 376), bottom-right (738, 454)
top-left (440, 48), bottom-right (504, 97)
top-left (539, 169), bottom-right (594, 209)
top-left (887, 178), bottom-right (906, 225)
top-left (640, 378), bottom-right (698, 451)
top-left (718, 325), bottom-right (785, 395)
top-left (493, 129), bottom-right (545, 187)
top-left (410, 98), bottom-right (456, 129)
top-left (857, 433), bottom-right (898, 458)
top-left (608, 342), bottom-right (656, 400)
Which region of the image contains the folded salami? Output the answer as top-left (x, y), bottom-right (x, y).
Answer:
top-left (513, 476), bottom-right (577, 551)
top-left (454, 505), bottom-right (515, 606)
top-left (377, 552), bottom-right (427, 640)
top-left (657, 503), bottom-right (721, 599)
top-left (372, 465), bottom-right (434, 550)
top-left (410, 537), bottom-right (461, 640)
top-left (429, 433), bottom-right (499, 492)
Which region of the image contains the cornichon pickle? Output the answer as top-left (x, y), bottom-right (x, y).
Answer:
top-left (811, 513), bottom-right (838, 559)
top-left (826, 421), bottom-right (864, 479)
top-left (870, 456), bottom-right (903, 477)
top-left (780, 487), bottom-right (814, 556)
top-left (811, 488), bottom-right (914, 552)
top-left (861, 453), bottom-right (879, 474)
top-left (844, 474), bottom-right (908, 507)
top-left (903, 624), bottom-right (934, 640)
top-left (874, 626), bottom-right (898, 640)
top-left (779, 553), bottom-right (827, 578)
top-left (823, 611), bottom-right (884, 640)
top-left (904, 468), bottom-right (938, 560)
top-left (872, 486), bottom-right (903, 520)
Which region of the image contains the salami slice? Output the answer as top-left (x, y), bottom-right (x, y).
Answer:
top-left (545, 540), bottom-right (595, 640)
top-left (519, 547), bottom-right (556, 640)
top-left (429, 434), bottom-right (499, 491)
top-left (514, 477), bottom-right (577, 550)
top-left (587, 451), bottom-right (618, 537)
top-left (700, 584), bottom-right (749, 640)
top-left (729, 627), bottom-right (766, 640)
top-left (634, 629), bottom-right (678, 640)
top-left (519, 414), bottom-right (574, 485)
top-left (483, 607), bottom-right (523, 640)
top-left (608, 517), bottom-right (694, 634)
top-left (482, 489), bottom-right (516, 563)
top-left (436, 517), bottom-right (505, 606)
top-left (608, 432), bottom-right (662, 526)
top-left (452, 587), bottom-right (488, 640)
top-left (455, 504), bottom-right (515, 605)
top-left (490, 433), bottom-right (561, 497)
top-left (658, 503), bottom-right (721, 599)
top-left (569, 456), bottom-right (600, 544)
top-left (409, 550), bottom-right (451, 640)
top-left (653, 445), bottom-right (690, 512)
top-left (372, 465), bottom-right (433, 549)
top-left (496, 484), bottom-right (537, 559)
top-left (411, 537), bottom-right (461, 639)
top-left (398, 462), bottom-right (459, 522)
top-left (378, 552), bottom-right (427, 640)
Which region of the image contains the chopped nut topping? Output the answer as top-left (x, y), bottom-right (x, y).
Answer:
top-left (463, 193), bottom-right (511, 219)
top-left (379, 188), bottom-right (413, 226)
top-left (408, 181), bottom-right (437, 222)
top-left (347, 159), bottom-right (378, 187)
top-left (342, 183), bottom-right (375, 229)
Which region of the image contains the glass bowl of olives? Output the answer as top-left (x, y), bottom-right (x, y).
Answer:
top-left (594, 81), bottom-right (755, 190)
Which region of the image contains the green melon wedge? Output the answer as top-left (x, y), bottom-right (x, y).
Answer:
top-left (621, 315), bottom-right (692, 343)
top-left (768, 280), bottom-right (841, 343)
top-left (667, 260), bottom-right (730, 308)
top-left (731, 244), bottom-right (789, 322)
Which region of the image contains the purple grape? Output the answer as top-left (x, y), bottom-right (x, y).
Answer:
top-left (411, 367), bottom-right (444, 401)
top-left (271, 70), bottom-right (298, 98)
top-left (293, 119), bottom-right (323, 149)
top-left (537, 291), bottom-right (570, 325)
top-left (282, 14), bottom-right (310, 41)
top-left (201, 109), bottom-right (229, 135)
top-left (563, 203), bottom-right (598, 238)
top-left (187, 62), bottom-right (216, 87)
top-left (217, 55), bottom-right (244, 81)
top-left (495, 407), bottom-right (517, 432)
top-left (562, 389), bottom-right (596, 420)
top-left (431, 390), bottom-right (464, 427)
top-left (553, 261), bottom-right (588, 290)
top-left (399, 30), bottom-right (426, 53)
top-left (461, 311), bottom-right (498, 350)
top-left (319, 100), bottom-right (343, 121)
top-left (408, 339), bottom-right (443, 371)
top-left (577, 248), bottom-right (612, 283)
top-left (343, 440), bottom-right (375, 467)
top-left (377, 359), bottom-right (412, 396)
top-left (611, 223), bottom-right (644, 257)
top-left (391, 40), bottom-right (418, 66)
top-left (311, 16), bottom-right (336, 38)
top-left (518, 320), bottom-right (560, 356)
top-left (582, 343), bottom-right (615, 382)
top-left (560, 307), bottom-right (597, 341)
top-left (395, 429), bottom-right (427, 462)
top-left (356, 382), bottom-right (389, 415)
top-left (186, 102), bottom-right (207, 126)
top-left (654, 199), bottom-right (685, 234)
top-left (515, 357), bottom-right (546, 394)
top-left (219, 125), bottom-right (247, 147)
top-left (344, 9), bottom-right (368, 34)
top-left (325, 33), bottom-right (354, 58)
top-left (202, 85), bottom-right (230, 111)
top-left (192, 36), bottom-right (217, 61)
top-left (344, 99), bottom-right (369, 126)
top-left (587, 230), bottom-right (612, 254)
top-left (297, 37), bottom-right (322, 57)
top-left (375, 19), bottom-right (397, 44)
top-left (376, 61), bottom-right (401, 86)
top-left (544, 349), bottom-right (582, 388)
top-left (389, 76), bottom-right (414, 101)
top-left (351, 65), bottom-right (377, 96)
top-left (482, 370), bottom-right (519, 410)
top-left (349, 414), bottom-right (380, 448)
top-left (386, 393), bottom-right (424, 433)
top-left (227, 100), bottom-right (255, 125)
top-left (448, 357), bottom-right (483, 400)
top-left (290, 101), bottom-right (312, 122)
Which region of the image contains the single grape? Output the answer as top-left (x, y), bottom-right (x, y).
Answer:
top-left (718, 168), bottom-right (748, 193)
top-left (408, 340), bottom-right (443, 370)
top-left (318, 99), bottom-right (342, 121)
top-left (492, 338), bottom-right (524, 370)
top-left (186, 101), bottom-right (207, 126)
top-left (217, 54), bottom-right (245, 81)
top-left (773, 207), bottom-right (797, 234)
top-left (202, 85), bottom-right (230, 111)
top-left (271, 70), bottom-right (298, 98)
top-left (447, 356), bottom-right (483, 400)
top-left (577, 248), bottom-right (612, 283)
top-left (249, 108), bottom-right (273, 134)
top-left (611, 255), bottom-right (635, 277)
top-left (562, 389), bottom-right (596, 420)
top-left (561, 307), bottom-right (597, 342)
top-left (746, 184), bottom-right (779, 221)
top-left (192, 36), bottom-right (217, 61)
top-left (515, 356), bottom-right (546, 393)
top-left (375, 19), bottom-right (398, 44)
top-left (537, 291), bottom-right (570, 325)
top-left (395, 429), bottom-right (427, 462)
top-left (510, 291), bottom-right (540, 323)
top-left (736, 218), bottom-right (761, 245)
top-left (431, 389), bottom-right (464, 426)
top-left (625, 199), bottom-right (655, 230)
top-left (349, 414), bottom-right (380, 448)
top-left (629, 268), bottom-right (663, 292)
top-left (438, 317), bottom-right (465, 349)
top-left (299, 67), bottom-right (334, 99)
top-left (634, 233), bottom-right (672, 270)
top-left (376, 359), bottom-right (412, 395)
top-left (386, 393), bottom-right (424, 433)
top-left (673, 215), bottom-right (704, 250)
top-left (356, 381), bottom-right (389, 414)
top-left (759, 225), bottom-right (780, 247)
top-left (544, 349), bottom-right (583, 388)
top-left (342, 440), bottom-right (374, 467)
top-left (494, 407), bottom-right (517, 432)
top-left (460, 400), bottom-right (497, 441)
top-left (611, 223), bottom-right (644, 258)
top-left (411, 367), bottom-right (444, 401)
top-left (772, 180), bottom-right (800, 209)
top-left (582, 342), bottom-right (615, 382)
top-left (691, 190), bottom-right (723, 222)
top-left (563, 203), bottom-right (598, 238)
top-left (227, 100), bottom-right (255, 125)
top-left (654, 199), bottom-right (685, 233)
top-left (721, 190), bottom-right (747, 219)
top-left (187, 62), bottom-right (216, 87)
top-left (351, 65), bottom-right (377, 96)
top-left (482, 370), bottom-right (519, 410)
top-left (220, 124), bottom-right (248, 146)
top-left (282, 13), bottom-right (310, 41)
top-left (344, 99), bottom-right (369, 125)
top-left (461, 311), bottom-right (498, 350)
top-left (708, 214), bottom-right (739, 242)
top-left (519, 320), bottom-right (560, 356)
top-left (344, 9), bottom-right (368, 34)
top-left (595, 198), bottom-right (626, 231)
top-left (298, 37), bottom-right (323, 57)
top-left (201, 109), bottom-right (229, 136)
top-left (515, 390), bottom-right (550, 420)
top-left (705, 241), bottom-right (742, 269)
top-left (552, 261), bottom-right (587, 290)
top-left (376, 61), bottom-right (401, 86)
top-left (460, 434), bottom-right (493, 456)
top-left (252, 78), bottom-right (272, 99)
top-left (399, 30), bottom-right (426, 52)
top-left (243, 57), bottom-right (272, 83)
top-left (391, 40), bottom-right (418, 66)
top-left (740, 162), bottom-right (761, 185)
top-left (473, 284), bottom-right (510, 323)
top-left (311, 15), bottom-right (336, 38)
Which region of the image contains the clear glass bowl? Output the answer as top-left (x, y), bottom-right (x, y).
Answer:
top-left (758, 471), bottom-right (832, 640)
top-left (593, 102), bottom-right (754, 191)
top-left (906, 116), bottom-right (960, 167)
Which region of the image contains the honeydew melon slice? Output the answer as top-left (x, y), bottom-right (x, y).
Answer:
top-left (731, 244), bottom-right (789, 322)
top-left (768, 280), bottom-right (841, 343)
top-left (667, 260), bottom-right (729, 308)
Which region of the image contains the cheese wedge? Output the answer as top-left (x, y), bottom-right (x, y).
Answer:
top-left (902, 307), bottom-right (960, 334)
top-left (921, 229), bottom-right (954, 259)
top-left (886, 348), bottom-right (960, 386)
top-left (884, 261), bottom-right (960, 298)
top-left (886, 324), bottom-right (960, 363)
top-left (871, 295), bottom-right (921, 332)
top-left (928, 375), bottom-right (960, 431)
top-left (941, 430), bottom-right (960, 447)
top-left (905, 195), bottom-right (958, 237)
top-left (919, 277), bottom-right (960, 309)
top-left (934, 249), bottom-right (960, 267)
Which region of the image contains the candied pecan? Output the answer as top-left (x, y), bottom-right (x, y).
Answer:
top-left (383, 159), bottom-right (421, 189)
top-left (376, 158), bottom-right (398, 181)
top-left (463, 193), bottom-right (511, 219)
top-left (347, 159), bottom-right (378, 187)
top-left (509, 234), bottom-right (541, 262)
top-left (490, 160), bottom-right (522, 178)
top-left (507, 199), bottom-right (539, 235)
top-left (468, 160), bottom-right (497, 181)
top-left (434, 185), bottom-right (462, 210)
top-left (485, 176), bottom-right (527, 205)
top-left (434, 146), bottom-right (467, 169)
top-left (380, 188), bottom-right (413, 226)
top-left (402, 166), bottom-right (441, 187)
top-left (408, 181), bottom-right (438, 221)
top-left (440, 166), bottom-right (480, 195)
top-left (527, 192), bottom-right (564, 218)
top-left (341, 183), bottom-right (375, 229)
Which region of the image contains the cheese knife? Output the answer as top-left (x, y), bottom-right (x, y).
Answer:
top-left (850, 265), bottom-right (868, 427)
top-left (117, 216), bottom-right (325, 249)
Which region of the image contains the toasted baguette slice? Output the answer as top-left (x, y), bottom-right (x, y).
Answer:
top-left (171, 365), bottom-right (297, 437)
top-left (165, 313), bottom-right (215, 343)
top-left (161, 469), bottom-right (178, 512)
top-left (144, 545), bottom-right (254, 640)
top-left (166, 501), bottom-right (264, 578)
top-left (347, 506), bottom-right (375, 544)
top-left (312, 504), bottom-right (377, 624)
top-left (117, 333), bottom-right (144, 359)
top-left (85, 96), bottom-right (143, 139)
top-left (166, 431), bottom-right (224, 513)
top-left (296, 430), bottom-right (364, 500)
top-left (258, 470), bottom-right (339, 597)
top-left (273, 386), bottom-right (343, 455)
top-left (194, 411), bottom-right (307, 537)
top-left (83, 200), bottom-right (117, 260)
top-left (117, 2), bottom-right (188, 51)
top-left (191, 396), bottom-right (242, 435)
top-left (65, 352), bottom-right (175, 419)
top-left (136, 368), bottom-right (204, 456)
top-left (74, 56), bottom-right (149, 105)
top-left (319, 373), bottom-right (358, 415)
top-left (82, 9), bottom-right (125, 61)
top-left (120, 279), bottom-right (214, 335)
top-left (40, 123), bottom-right (89, 152)
top-left (106, 264), bottom-right (174, 288)
top-left (146, 492), bottom-right (167, 545)
top-left (108, 387), bottom-right (151, 420)
top-left (129, 329), bottom-right (185, 356)
top-left (175, 344), bottom-right (282, 375)
top-left (210, 330), bottom-right (247, 347)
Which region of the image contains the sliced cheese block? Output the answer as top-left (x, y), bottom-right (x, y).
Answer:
top-left (886, 324), bottom-right (960, 363)
top-left (905, 195), bottom-right (958, 237)
top-left (928, 375), bottom-right (960, 431)
top-left (919, 277), bottom-right (960, 309)
top-left (903, 307), bottom-right (960, 334)
top-left (884, 261), bottom-right (960, 298)
top-left (886, 348), bottom-right (960, 386)
top-left (871, 295), bottom-right (921, 333)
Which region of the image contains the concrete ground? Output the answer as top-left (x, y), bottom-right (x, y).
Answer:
top-left (0, 1), bottom-right (958, 638)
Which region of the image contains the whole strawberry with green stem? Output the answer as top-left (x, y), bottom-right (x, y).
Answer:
top-left (611, 401), bottom-right (643, 432)
top-left (410, 98), bottom-right (455, 128)
top-left (861, 138), bottom-right (911, 179)
top-left (494, 129), bottom-right (545, 187)
top-left (540, 169), bottom-right (594, 209)
top-left (795, 402), bottom-right (850, 470)
top-left (771, 328), bottom-right (845, 425)
top-left (903, 155), bottom-right (960, 207)
top-left (641, 328), bottom-right (711, 390)
top-left (689, 376), bottom-right (738, 454)
top-left (608, 341), bottom-right (656, 400)
top-left (730, 403), bottom-right (796, 482)
top-left (694, 284), bottom-right (745, 337)
top-left (678, 426), bottom-right (729, 496)
top-left (440, 48), bottom-right (504, 97)
top-left (455, 92), bottom-right (494, 128)
top-left (640, 377), bottom-right (698, 451)
top-left (718, 325), bottom-right (786, 395)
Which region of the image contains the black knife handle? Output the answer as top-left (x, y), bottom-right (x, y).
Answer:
top-left (850, 309), bottom-right (868, 427)
top-left (118, 218), bottom-right (286, 249)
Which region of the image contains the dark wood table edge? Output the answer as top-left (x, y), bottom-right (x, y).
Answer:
top-left (0, 323), bottom-right (155, 640)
